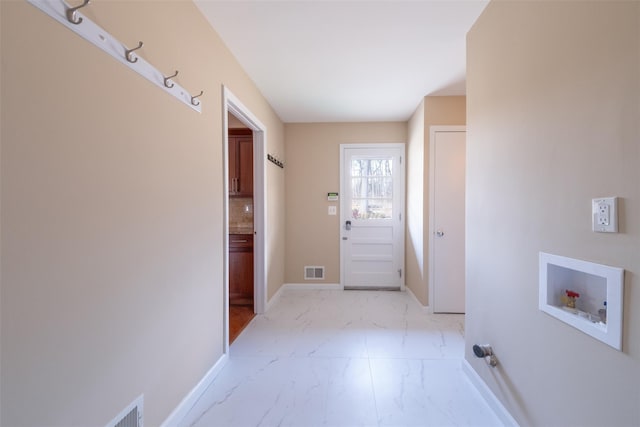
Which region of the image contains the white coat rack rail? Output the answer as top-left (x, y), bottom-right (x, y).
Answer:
top-left (27, 0), bottom-right (203, 113)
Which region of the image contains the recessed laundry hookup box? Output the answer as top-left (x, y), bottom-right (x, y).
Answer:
top-left (539, 252), bottom-right (624, 350)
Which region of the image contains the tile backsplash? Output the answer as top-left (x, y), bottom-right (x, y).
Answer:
top-left (229, 197), bottom-right (254, 229)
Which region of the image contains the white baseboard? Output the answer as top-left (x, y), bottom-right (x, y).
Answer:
top-left (269, 284), bottom-right (424, 313)
top-left (283, 283), bottom-right (343, 290)
top-left (405, 286), bottom-right (430, 313)
top-left (265, 283), bottom-right (286, 312)
top-left (462, 359), bottom-right (519, 427)
top-left (264, 283), bottom-right (347, 312)
top-left (161, 353), bottom-right (228, 427)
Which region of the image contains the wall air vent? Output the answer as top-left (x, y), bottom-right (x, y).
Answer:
top-left (107, 395), bottom-right (143, 427)
top-left (304, 266), bottom-right (325, 280)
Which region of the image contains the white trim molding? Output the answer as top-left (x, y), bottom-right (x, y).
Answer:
top-left (266, 283), bottom-right (343, 312)
top-left (265, 284), bottom-right (286, 312)
top-left (462, 359), bottom-right (520, 427)
top-left (223, 86), bottom-right (267, 317)
top-left (283, 283), bottom-right (343, 290)
top-left (161, 354), bottom-right (229, 427)
top-left (405, 286), bottom-right (430, 313)
top-left (222, 86), bottom-right (268, 355)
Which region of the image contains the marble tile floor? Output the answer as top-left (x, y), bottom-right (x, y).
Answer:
top-left (180, 289), bottom-right (503, 427)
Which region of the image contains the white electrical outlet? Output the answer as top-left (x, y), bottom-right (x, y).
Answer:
top-left (592, 197), bottom-right (618, 233)
top-left (597, 203), bottom-right (610, 225)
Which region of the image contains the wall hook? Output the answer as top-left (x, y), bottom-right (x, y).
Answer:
top-left (125, 41), bottom-right (144, 63)
top-left (163, 70), bottom-right (179, 88)
top-left (66, 0), bottom-right (90, 25)
top-left (191, 91), bottom-right (204, 106)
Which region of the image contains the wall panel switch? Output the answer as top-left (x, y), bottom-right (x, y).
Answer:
top-left (592, 197), bottom-right (618, 232)
top-left (328, 206), bottom-right (337, 215)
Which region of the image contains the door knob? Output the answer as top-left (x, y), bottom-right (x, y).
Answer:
top-left (436, 230), bottom-right (444, 237)
top-left (345, 220), bottom-right (352, 231)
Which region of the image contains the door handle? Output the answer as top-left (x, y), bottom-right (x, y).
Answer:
top-left (345, 220), bottom-right (352, 231)
top-left (436, 230), bottom-right (444, 237)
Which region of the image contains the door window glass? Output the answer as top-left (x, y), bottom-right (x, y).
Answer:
top-left (350, 158), bottom-right (393, 219)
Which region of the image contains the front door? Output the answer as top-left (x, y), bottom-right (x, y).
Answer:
top-left (341, 144), bottom-right (405, 289)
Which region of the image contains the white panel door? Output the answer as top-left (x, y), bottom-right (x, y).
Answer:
top-left (341, 145), bottom-right (405, 289)
top-left (431, 129), bottom-right (466, 313)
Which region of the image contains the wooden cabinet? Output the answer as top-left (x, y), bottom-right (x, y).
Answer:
top-left (229, 234), bottom-right (253, 305)
top-left (229, 130), bottom-right (253, 197)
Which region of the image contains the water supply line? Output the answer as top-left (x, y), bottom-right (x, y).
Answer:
top-left (473, 344), bottom-right (498, 367)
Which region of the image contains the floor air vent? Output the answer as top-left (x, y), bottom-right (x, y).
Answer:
top-left (107, 395), bottom-right (143, 427)
top-left (304, 266), bottom-right (325, 280)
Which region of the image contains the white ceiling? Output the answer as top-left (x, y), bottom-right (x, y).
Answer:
top-left (195, 1), bottom-right (489, 123)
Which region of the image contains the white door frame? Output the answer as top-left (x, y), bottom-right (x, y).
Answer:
top-left (339, 143), bottom-right (406, 290)
top-left (428, 126), bottom-right (466, 314)
top-left (222, 86), bottom-right (267, 353)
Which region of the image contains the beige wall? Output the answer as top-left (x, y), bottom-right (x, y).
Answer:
top-left (466, 1), bottom-right (639, 426)
top-left (284, 122), bottom-right (406, 284)
top-left (405, 96), bottom-right (466, 305)
top-left (266, 148), bottom-right (287, 299)
top-left (0, 1), bottom-right (284, 425)
top-left (0, 1), bottom-right (3, 422)
top-left (405, 100), bottom-right (425, 301)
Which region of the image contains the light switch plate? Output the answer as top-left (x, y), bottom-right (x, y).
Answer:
top-left (328, 206), bottom-right (337, 216)
top-left (592, 197), bottom-right (618, 232)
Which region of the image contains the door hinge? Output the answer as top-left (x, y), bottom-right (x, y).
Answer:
top-left (400, 156), bottom-right (402, 165)
top-left (399, 213), bottom-right (402, 221)
top-left (398, 268), bottom-right (402, 278)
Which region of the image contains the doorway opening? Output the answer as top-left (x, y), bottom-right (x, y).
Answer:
top-left (227, 122), bottom-right (255, 343)
top-left (223, 87), bottom-right (267, 352)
